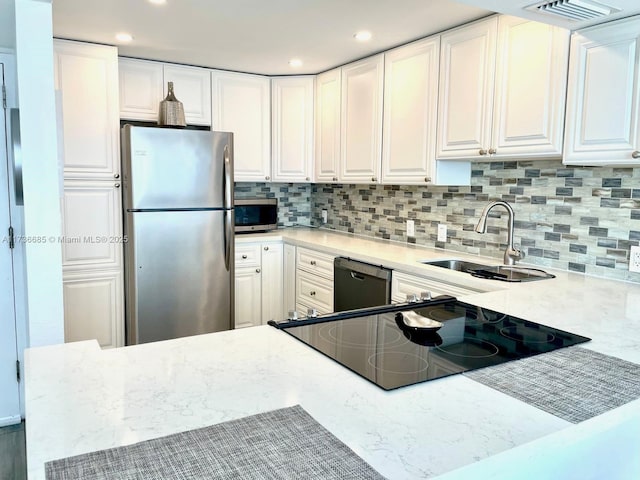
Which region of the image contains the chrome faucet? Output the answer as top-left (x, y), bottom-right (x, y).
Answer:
top-left (475, 201), bottom-right (524, 266)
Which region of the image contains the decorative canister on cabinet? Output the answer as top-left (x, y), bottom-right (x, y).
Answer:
top-left (158, 81), bottom-right (186, 127)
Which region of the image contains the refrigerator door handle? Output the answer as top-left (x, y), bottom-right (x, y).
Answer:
top-left (223, 144), bottom-right (232, 209)
top-left (224, 209), bottom-right (232, 271)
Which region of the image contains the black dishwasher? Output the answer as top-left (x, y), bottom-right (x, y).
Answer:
top-left (334, 257), bottom-right (392, 312)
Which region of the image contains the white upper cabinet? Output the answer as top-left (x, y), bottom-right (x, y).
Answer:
top-left (315, 68), bottom-right (341, 183)
top-left (382, 37), bottom-right (440, 185)
top-left (340, 54), bottom-right (384, 183)
top-left (492, 17), bottom-right (568, 158)
top-left (437, 17), bottom-right (497, 160)
top-left (163, 64), bottom-right (212, 126)
top-left (211, 71), bottom-right (271, 182)
top-left (118, 58), bottom-right (163, 122)
top-left (564, 16), bottom-right (640, 166)
top-left (271, 76), bottom-right (314, 183)
top-left (437, 16), bottom-right (569, 161)
top-left (118, 59), bottom-right (212, 126)
top-left (54, 40), bottom-right (120, 179)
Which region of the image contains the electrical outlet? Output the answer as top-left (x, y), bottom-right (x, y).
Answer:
top-left (406, 220), bottom-right (415, 237)
top-left (437, 223), bottom-right (447, 242)
top-left (321, 209), bottom-right (328, 224)
top-left (630, 245), bottom-right (640, 273)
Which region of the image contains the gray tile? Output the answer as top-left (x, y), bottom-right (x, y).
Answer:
top-left (602, 178), bottom-right (622, 187)
top-left (569, 244), bottom-right (587, 254)
top-left (556, 187), bottom-right (573, 196)
top-left (568, 262), bottom-right (586, 273)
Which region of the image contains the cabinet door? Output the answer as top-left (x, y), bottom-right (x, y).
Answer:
top-left (391, 271), bottom-right (480, 303)
top-left (340, 54), bottom-right (384, 183)
top-left (315, 68), bottom-right (341, 183)
top-left (211, 71), bottom-right (271, 181)
top-left (261, 243), bottom-right (284, 323)
top-left (118, 58), bottom-right (163, 122)
top-left (54, 40), bottom-right (120, 179)
top-left (234, 267), bottom-right (262, 328)
top-left (564, 16), bottom-right (640, 166)
top-left (492, 17), bottom-right (569, 158)
top-left (63, 270), bottom-right (123, 348)
top-left (163, 64), bottom-right (212, 126)
top-left (61, 181), bottom-right (123, 271)
top-left (436, 17), bottom-right (497, 160)
top-left (272, 76), bottom-right (314, 183)
top-left (283, 244), bottom-right (296, 315)
top-left (382, 38), bottom-right (439, 185)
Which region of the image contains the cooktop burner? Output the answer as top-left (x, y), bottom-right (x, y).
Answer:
top-left (269, 298), bottom-right (591, 390)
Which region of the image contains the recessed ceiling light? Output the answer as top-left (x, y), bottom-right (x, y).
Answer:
top-left (354, 31), bottom-right (372, 42)
top-left (115, 33), bottom-right (133, 43)
top-left (289, 58), bottom-right (303, 68)
top-left (148, 0), bottom-right (167, 4)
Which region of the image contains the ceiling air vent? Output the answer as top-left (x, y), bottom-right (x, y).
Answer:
top-left (528, 0), bottom-right (621, 21)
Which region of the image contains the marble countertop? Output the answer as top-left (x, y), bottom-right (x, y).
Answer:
top-left (25, 228), bottom-right (640, 479)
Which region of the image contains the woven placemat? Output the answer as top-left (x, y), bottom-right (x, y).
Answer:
top-left (464, 346), bottom-right (640, 423)
top-left (46, 405), bottom-right (385, 480)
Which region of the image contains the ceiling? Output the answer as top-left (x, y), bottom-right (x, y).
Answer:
top-left (51, 0), bottom-right (492, 75)
top-left (456, 0), bottom-right (640, 30)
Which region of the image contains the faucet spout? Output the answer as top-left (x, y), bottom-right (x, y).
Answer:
top-left (475, 201), bottom-right (524, 266)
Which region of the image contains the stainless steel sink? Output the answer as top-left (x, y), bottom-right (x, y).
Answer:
top-left (423, 259), bottom-right (494, 272)
top-left (421, 259), bottom-right (555, 282)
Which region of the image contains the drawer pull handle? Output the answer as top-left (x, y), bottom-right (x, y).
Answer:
top-left (310, 260), bottom-right (316, 266)
top-left (256, 268), bottom-right (261, 273)
top-left (242, 254), bottom-right (247, 259)
top-left (632, 151), bottom-right (640, 159)
top-left (309, 290), bottom-right (316, 296)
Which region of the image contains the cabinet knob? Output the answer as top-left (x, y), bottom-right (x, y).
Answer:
top-left (263, 246), bottom-right (269, 251)
top-left (114, 183), bottom-right (120, 188)
top-left (632, 151), bottom-right (640, 159)
top-left (309, 290), bottom-right (316, 296)
top-left (307, 308), bottom-right (318, 318)
top-left (424, 177), bottom-right (431, 183)
top-left (256, 268), bottom-right (261, 273)
top-left (114, 173), bottom-right (120, 179)
top-left (333, 177), bottom-right (338, 182)
top-left (478, 149), bottom-right (488, 156)
top-left (242, 254), bottom-right (247, 259)
top-left (406, 293), bottom-right (418, 303)
top-left (265, 176), bottom-right (271, 181)
top-left (371, 177), bottom-right (377, 182)
top-left (488, 148), bottom-right (497, 155)
top-left (420, 291), bottom-right (432, 301)
top-left (288, 310), bottom-right (298, 321)
top-left (305, 177), bottom-right (310, 181)
top-left (310, 260), bottom-right (316, 266)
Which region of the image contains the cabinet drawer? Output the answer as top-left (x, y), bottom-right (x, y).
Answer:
top-left (296, 270), bottom-right (333, 313)
top-left (296, 247), bottom-right (335, 279)
top-left (391, 271), bottom-right (479, 302)
top-left (235, 244), bottom-right (261, 268)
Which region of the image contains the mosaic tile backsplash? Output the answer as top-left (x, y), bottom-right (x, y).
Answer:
top-left (310, 159), bottom-right (640, 283)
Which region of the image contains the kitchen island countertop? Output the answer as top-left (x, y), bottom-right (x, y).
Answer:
top-left (26, 229), bottom-right (640, 479)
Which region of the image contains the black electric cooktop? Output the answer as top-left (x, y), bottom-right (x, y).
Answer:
top-left (269, 297), bottom-right (591, 390)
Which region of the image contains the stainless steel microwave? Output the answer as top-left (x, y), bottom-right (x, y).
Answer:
top-left (234, 198), bottom-right (278, 233)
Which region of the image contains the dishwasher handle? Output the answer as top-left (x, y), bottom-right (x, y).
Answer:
top-left (350, 271), bottom-right (365, 281)
top-left (334, 257), bottom-right (392, 281)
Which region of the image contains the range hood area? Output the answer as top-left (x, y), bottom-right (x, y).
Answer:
top-left (456, 0), bottom-right (640, 30)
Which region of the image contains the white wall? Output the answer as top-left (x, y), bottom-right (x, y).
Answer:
top-left (14, 0), bottom-right (64, 347)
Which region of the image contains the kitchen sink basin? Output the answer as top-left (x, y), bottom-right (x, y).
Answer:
top-left (421, 259), bottom-right (555, 282)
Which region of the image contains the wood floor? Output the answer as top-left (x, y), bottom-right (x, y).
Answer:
top-left (0, 422), bottom-right (26, 480)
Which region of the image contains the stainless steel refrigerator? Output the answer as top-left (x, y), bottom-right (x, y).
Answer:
top-left (121, 125), bottom-right (234, 345)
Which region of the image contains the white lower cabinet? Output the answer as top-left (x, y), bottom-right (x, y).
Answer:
top-left (391, 271), bottom-right (480, 303)
top-left (283, 244), bottom-right (297, 315)
top-left (234, 242), bottom-right (284, 328)
top-left (62, 270), bottom-right (123, 349)
top-left (295, 247), bottom-right (335, 315)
